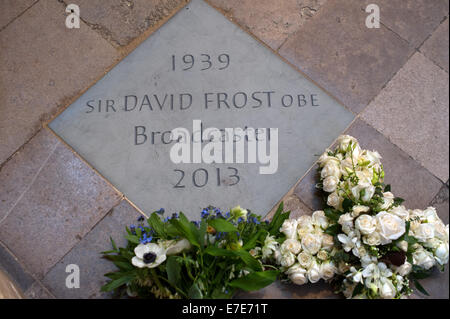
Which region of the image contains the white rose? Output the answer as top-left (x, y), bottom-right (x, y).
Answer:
top-left (307, 260), bottom-right (321, 283)
top-left (435, 242), bottom-right (449, 265)
top-left (338, 213), bottom-right (354, 234)
top-left (312, 210), bottom-right (329, 229)
top-left (351, 182), bottom-right (375, 202)
top-left (363, 232), bottom-right (381, 246)
top-left (321, 234), bottom-right (335, 251)
top-left (280, 219), bottom-right (298, 239)
top-left (414, 223), bottom-right (435, 242)
top-left (355, 214), bottom-right (377, 235)
top-left (286, 264), bottom-right (308, 285)
top-left (352, 205), bottom-right (370, 217)
top-left (297, 251), bottom-right (313, 269)
top-left (396, 240), bottom-right (408, 252)
top-left (423, 207), bottom-right (439, 223)
top-left (318, 152), bottom-right (340, 168)
top-left (337, 135), bottom-right (358, 153)
top-left (297, 215), bottom-right (312, 228)
top-left (280, 251), bottom-right (296, 267)
top-left (363, 150), bottom-right (382, 167)
top-left (323, 176), bottom-right (339, 193)
top-left (301, 233), bottom-right (322, 255)
top-left (396, 262), bottom-right (412, 276)
top-left (321, 161), bottom-right (342, 179)
top-left (413, 249), bottom-right (435, 270)
top-left (317, 250), bottom-right (329, 261)
top-left (376, 211), bottom-right (406, 244)
top-left (166, 238), bottom-right (192, 256)
top-left (410, 209), bottom-right (424, 220)
top-left (327, 192), bottom-right (343, 210)
top-left (433, 221), bottom-right (448, 241)
top-left (380, 192), bottom-right (395, 210)
top-left (320, 261), bottom-right (337, 281)
top-left (389, 206), bottom-right (409, 220)
top-left (380, 279), bottom-right (396, 299)
top-left (281, 238), bottom-right (302, 255)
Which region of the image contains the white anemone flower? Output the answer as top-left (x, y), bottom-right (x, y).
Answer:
top-left (132, 243), bottom-right (167, 268)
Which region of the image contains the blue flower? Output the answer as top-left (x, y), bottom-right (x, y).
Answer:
top-left (201, 209), bottom-right (209, 218)
top-left (225, 211), bottom-right (231, 218)
top-left (139, 233), bottom-right (153, 244)
top-left (237, 217), bottom-right (243, 223)
top-left (137, 216), bottom-right (145, 222)
top-left (164, 216), bottom-right (171, 223)
top-left (192, 221), bottom-right (200, 227)
top-left (172, 213), bottom-right (179, 219)
top-left (156, 208), bottom-right (165, 215)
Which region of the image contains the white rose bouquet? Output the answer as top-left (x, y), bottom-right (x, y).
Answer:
top-left (278, 135), bottom-right (449, 299)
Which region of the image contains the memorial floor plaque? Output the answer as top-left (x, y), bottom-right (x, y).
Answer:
top-left (49, 0), bottom-right (354, 220)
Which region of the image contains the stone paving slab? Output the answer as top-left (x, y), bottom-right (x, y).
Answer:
top-left (295, 119), bottom-right (444, 211)
top-left (360, 0), bottom-right (449, 48)
top-left (0, 241), bottom-right (35, 293)
top-left (24, 281), bottom-right (55, 299)
top-left (279, 0), bottom-right (414, 114)
top-left (74, 0), bottom-right (189, 47)
top-left (0, 0), bottom-right (119, 165)
top-left (207, 0), bottom-right (327, 50)
top-left (420, 17), bottom-right (449, 72)
top-left (42, 200), bottom-right (141, 299)
top-left (362, 52), bottom-right (449, 182)
top-left (0, 130), bottom-right (57, 221)
top-left (0, 129), bottom-right (122, 279)
top-left (0, 0), bottom-right (37, 30)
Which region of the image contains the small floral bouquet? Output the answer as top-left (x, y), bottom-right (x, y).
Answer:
top-left (101, 205), bottom-right (290, 299)
top-left (277, 135), bottom-right (449, 299)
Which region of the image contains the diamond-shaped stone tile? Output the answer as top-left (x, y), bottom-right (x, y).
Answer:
top-left (49, 0), bottom-right (353, 220)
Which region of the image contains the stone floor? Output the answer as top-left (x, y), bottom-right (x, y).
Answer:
top-left (0, 0), bottom-right (448, 299)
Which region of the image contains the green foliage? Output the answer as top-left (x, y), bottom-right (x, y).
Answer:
top-left (229, 270), bottom-right (279, 291)
top-left (101, 204), bottom-right (290, 299)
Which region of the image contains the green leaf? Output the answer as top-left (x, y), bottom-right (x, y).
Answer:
top-left (169, 212), bottom-right (201, 247)
top-left (393, 197), bottom-right (405, 206)
top-left (148, 213), bottom-right (166, 238)
top-left (324, 208), bottom-right (341, 222)
top-left (342, 198), bottom-right (353, 212)
top-left (188, 283), bottom-right (203, 299)
top-left (384, 184), bottom-right (391, 192)
top-left (324, 223), bottom-right (340, 236)
top-left (166, 256), bottom-right (181, 286)
top-left (101, 273), bottom-right (135, 292)
top-left (413, 279), bottom-right (429, 296)
top-left (208, 218), bottom-right (238, 233)
top-left (113, 261), bottom-right (134, 271)
top-left (229, 271), bottom-right (278, 291)
top-left (268, 203), bottom-right (290, 236)
top-left (243, 229), bottom-right (267, 250)
top-left (198, 218), bottom-right (207, 247)
top-left (352, 282), bottom-right (364, 297)
top-left (204, 247), bottom-right (262, 271)
top-left (110, 237), bottom-right (118, 251)
top-left (125, 234), bottom-right (140, 244)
